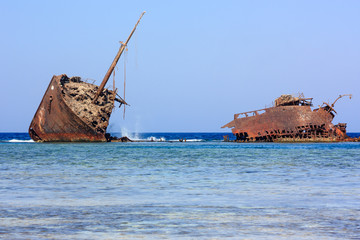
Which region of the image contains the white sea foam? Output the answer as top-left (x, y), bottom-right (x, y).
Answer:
top-left (169, 139), bottom-right (204, 142)
top-left (184, 139), bottom-right (203, 142)
top-left (8, 139), bottom-right (34, 143)
top-left (120, 128), bottom-right (141, 140)
top-left (147, 136), bottom-right (166, 142)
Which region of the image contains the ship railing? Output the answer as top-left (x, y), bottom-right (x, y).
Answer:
top-left (234, 109), bottom-right (266, 119)
top-left (234, 97), bottom-right (314, 119)
top-left (299, 98), bottom-right (313, 106)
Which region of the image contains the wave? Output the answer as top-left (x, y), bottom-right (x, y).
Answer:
top-left (3, 137), bottom-right (206, 143)
top-left (128, 136), bottom-right (205, 142)
top-left (8, 139), bottom-right (34, 143)
top-left (168, 138), bottom-right (204, 142)
top-left (186, 139), bottom-right (205, 142)
top-left (181, 139), bottom-right (204, 142)
top-left (147, 136), bottom-right (166, 142)
top-left (120, 128), bottom-right (141, 141)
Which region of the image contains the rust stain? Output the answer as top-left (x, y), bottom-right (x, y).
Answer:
top-left (222, 94), bottom-right (355, 142)
top-left (28, 12), bottom-right (145, 142)
top-left (29, 75), bottom-right (116, 142)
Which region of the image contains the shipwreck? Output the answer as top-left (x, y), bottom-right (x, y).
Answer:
top-left (222, 94), bottom-right (354, 142)
top-left (29, 12), bottom-right (145, 142)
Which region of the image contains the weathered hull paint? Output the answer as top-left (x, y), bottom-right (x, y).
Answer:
top-left (29, 75), bottom-right (110, 142)
top-left (28, 12), bottom-right (145, 143)
top-left (222, 95), bottom-right (352, 142)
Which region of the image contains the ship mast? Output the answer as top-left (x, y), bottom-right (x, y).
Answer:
top-left (93, 11), bottom-right (145, 103)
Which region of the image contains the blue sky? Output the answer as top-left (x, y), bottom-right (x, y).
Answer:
top-left (1, 0), bottom-right (359, 132)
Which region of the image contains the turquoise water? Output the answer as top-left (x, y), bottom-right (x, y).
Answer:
top-left (0, 133), bottom-right (360, 239)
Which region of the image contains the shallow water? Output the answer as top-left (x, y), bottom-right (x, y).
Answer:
top-left (0, 133), bottom-right (360, 239)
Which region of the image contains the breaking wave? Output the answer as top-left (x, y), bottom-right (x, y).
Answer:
top-left (182, 139), bottom-right (204, 142)
top-left (8, 139), bottom-right (34, 143)
top-left (109, 131), bottom-right (227, 142)
top-left (167, 138), bottom-right (204, 142)
top-left (120, 128), bottom-right (141, 140)
top-left (147, 136), bottom-right (166, 142)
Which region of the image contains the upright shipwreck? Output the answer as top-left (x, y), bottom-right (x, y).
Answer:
top-left (29, 12), bottom-right (145, 142)
top-left (222, 94), bottom-right (353, 142)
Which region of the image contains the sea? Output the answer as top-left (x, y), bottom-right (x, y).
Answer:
top-left (1, 132), bottom-right (360, 239)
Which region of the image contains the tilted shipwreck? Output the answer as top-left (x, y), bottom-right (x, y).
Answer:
top-left (29, 12), bottom-right (145, 142)
top-left (222, 94), bottom-right (354, 142)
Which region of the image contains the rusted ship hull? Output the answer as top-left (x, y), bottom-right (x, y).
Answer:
top-left (28, 12), bottom-right (145, 142)
top-left (222, 94), bottom-right (352, 142)
top-left (29, 75), bottom-right (115, 142)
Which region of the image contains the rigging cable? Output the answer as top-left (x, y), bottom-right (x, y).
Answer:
top-left (123, 46), bottom-right (128, 119)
